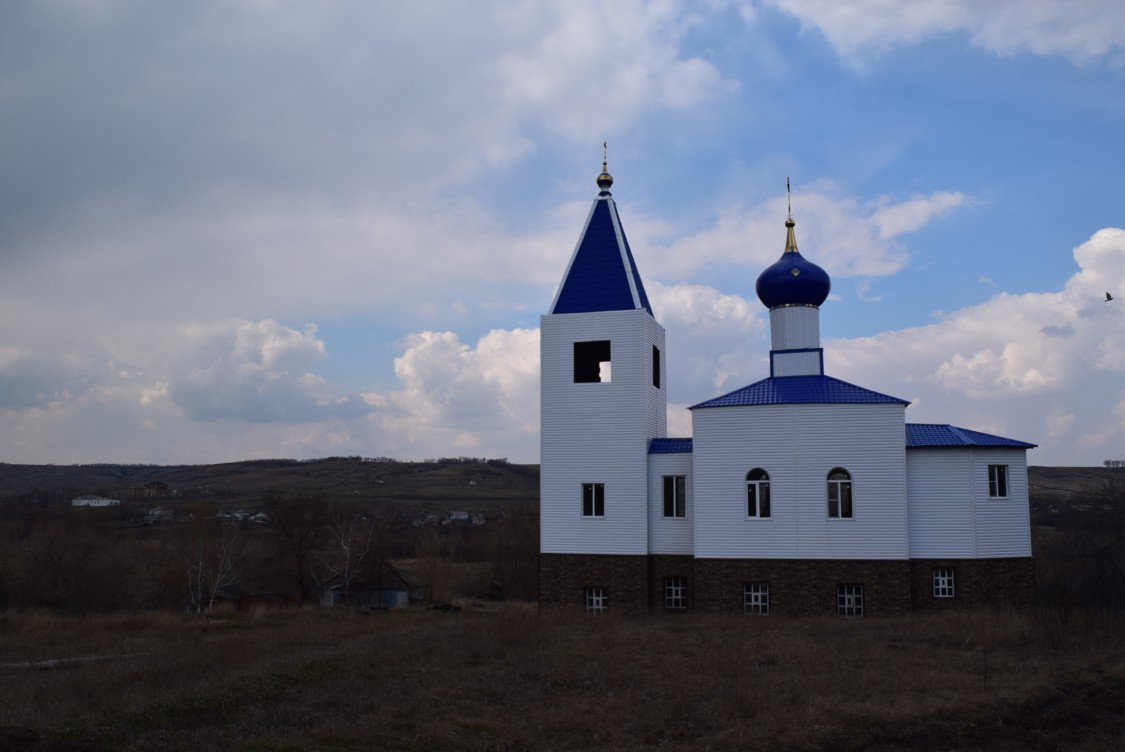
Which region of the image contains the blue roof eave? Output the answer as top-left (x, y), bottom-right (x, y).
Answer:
top-left (649, 438), bottom-right (694, 454)
top-left (905, 423), bottom-right (1037, 449)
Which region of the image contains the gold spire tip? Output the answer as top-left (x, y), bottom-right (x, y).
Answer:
top-left (597, 141), bottom-right (613, 191)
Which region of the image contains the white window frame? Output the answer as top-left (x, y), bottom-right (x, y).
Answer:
top-left (827, 467), bottom-right (853, 519)
top-left (746, 468), bottom-right (771, 519)
top-left (743, 582), bottom-right (769, 615)
top-left (582, 482), bottom-right (605, 518)
top-left (933, 568), bottom-right (955, 599)
top-left (662, 475), bottom-right (686, 518)
top-left (988, 464), bottom-right (1009, 498)
top-left (585, 587), bottom-right (607, 614)
top-left (664, 578), bottom-right (687, 610)
top-left (837, 584), bottom-right (864, 617)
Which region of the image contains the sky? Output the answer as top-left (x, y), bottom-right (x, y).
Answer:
top-left (2, 0), bottom-right (1124, 467)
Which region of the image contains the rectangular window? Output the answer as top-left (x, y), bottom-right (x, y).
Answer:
top-left (664, 578), bottom-right (687, 610)
top-left (574, 340), bottom-right (611, 383)
top-left (662, 475), bottom-right (686, 518)
top-left (582, 483), bottom-right (605, 517)
top-left (585, 587), bottom-right (607, 615)
top-left (988, 464), bottom-right (1009, 498)
top-left (652, 346), bottom-right (661, 389)
top-left (837, 584), bottom-right (864, 617)
top-left (933, 568), bottom-right (955, 598)
top-left (743, 583), bottom-right (769, 615)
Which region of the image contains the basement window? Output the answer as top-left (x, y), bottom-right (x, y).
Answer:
top-left (586, 587), bottom-right (607, 615)
top-left (664, 578), bottom-right (687, 610)
top-left (574, 340), bottom-right (612, 383)
top-left (837, 584), bottom-right (864, 617)
top-left (933, 568), bottom-right (955, 598)
top-left (743, 583), bottom-right (769, 615)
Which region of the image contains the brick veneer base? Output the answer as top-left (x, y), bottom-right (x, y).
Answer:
top-left (539, 553), bottom-right (650, 613)
top-left (540, 554), bottom-right (1035, 616)
top-left (909, 557), bottom-right (1035, 609)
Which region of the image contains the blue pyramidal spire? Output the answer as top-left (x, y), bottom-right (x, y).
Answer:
top-left (549, 151), bottom-right (652, 316)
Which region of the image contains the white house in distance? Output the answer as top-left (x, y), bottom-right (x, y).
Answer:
top-left (539, 158), bottom-right (1036, 617)
top-left (71, 495), bottom-right (121, 508)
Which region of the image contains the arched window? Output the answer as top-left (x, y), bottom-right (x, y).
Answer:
top-left (827, 467), bottom-right (852, 518)
top-left (746, 468), bottom-right (770, 518)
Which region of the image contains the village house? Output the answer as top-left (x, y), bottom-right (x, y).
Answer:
top-left (539, 159), bottom-right (1035, 617)
top-left (71, 495), bottom-right (121, 508)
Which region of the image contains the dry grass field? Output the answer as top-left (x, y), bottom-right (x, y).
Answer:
top-left (2, 604), bottom-right (1123, 752)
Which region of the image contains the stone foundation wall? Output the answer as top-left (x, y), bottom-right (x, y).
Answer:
top-left (909, 557), bottom-right (1036, 609)
top-left (539, 553), bottom-right (649, 613)
top-left (693, 559), bottom-right (913, 617)
top-left (649, 555), bottom-right (695, 612)
top-left (540, 554), bottom-right (1036, 616)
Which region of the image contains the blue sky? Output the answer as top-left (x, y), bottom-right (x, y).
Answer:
top-left (2, 0), bottom-right (1123, 466)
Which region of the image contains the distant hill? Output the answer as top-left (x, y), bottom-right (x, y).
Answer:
top-left (0, 457), bottom-right (540, 517)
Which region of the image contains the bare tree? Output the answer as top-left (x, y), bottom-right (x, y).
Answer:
top-left (185, 526), bottom-right (241, 614)
top-left (314, 507), bottom-right (375, 605)
top-left (265, 493), bottom-right (328, 603)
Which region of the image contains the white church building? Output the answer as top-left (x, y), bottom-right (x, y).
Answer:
top-left (539, 159), bottom-right (1036, 617)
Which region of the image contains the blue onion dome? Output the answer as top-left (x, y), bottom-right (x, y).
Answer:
top-left (755, 217), bottom-right (831, 309)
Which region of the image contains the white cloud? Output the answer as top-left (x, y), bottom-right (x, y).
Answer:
top-left (826, 227), bottom-right (1125, 463)
top-left (869, 191), bottom-right (968, 240)
top-left (760, 0), bottom-right (1125, 65)
top-left (169, 320), bottom-right (369, 423)
top-left (371, 328), bottom-right (542, 457)
top-left (642, 184), bottom-right (965, 282)
top-left (649, 280), bottom-right (767, 394)
top-left (497, 0), bottom-right (730, 138)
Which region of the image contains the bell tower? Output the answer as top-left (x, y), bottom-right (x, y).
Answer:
top-left (539, 152), bottom-right (666, 610)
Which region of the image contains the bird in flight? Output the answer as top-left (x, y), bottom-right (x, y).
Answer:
top-left (1107, 292), bottom-right (1115, 302)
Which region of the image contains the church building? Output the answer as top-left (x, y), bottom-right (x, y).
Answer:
top-left (539, 158), bottom-right (1036, 617)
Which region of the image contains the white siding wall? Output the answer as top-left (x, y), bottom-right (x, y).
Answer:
top-left (691, 403), bottom-right (908, 559)
top-left (648, 452), bottom-right (693, 555)
top-left (972, 449), bottom-right (1032, 557)
top-left (769, 306), bottom-right (820, 350)
top-left (906, 449), bottom-right (976, 557)
top-left (540, 309), bottom-right (666, 555)
top-left (906, 447), bottom-right (1032, 558)
top-left (772, 350), bottom-right (822, 377)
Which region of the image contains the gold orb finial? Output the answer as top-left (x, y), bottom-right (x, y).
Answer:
top-left (597, 141), bottom-right (613, 190)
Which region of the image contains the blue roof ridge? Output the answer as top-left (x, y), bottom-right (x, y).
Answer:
top-left (690, 374), bottom-right (909, 409)
top-left (947, 425), bottom-right (974, 444)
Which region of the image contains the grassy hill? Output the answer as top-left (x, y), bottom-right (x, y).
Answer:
top-left (0, 457), bottom-right (540, 518)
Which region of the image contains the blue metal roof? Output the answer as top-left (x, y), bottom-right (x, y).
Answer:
top-left (649, 437), bottom-right (694, 454)
top-left (905, 423), bottom-right (1036, 449)
top-left (550, 194), bottom-right (653, 316)
top-left (690, 375), bottom-right (909, 409)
